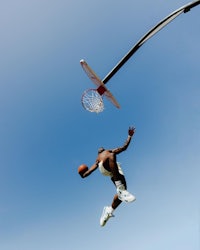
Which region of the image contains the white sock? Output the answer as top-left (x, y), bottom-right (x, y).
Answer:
top-left (115, 180), bottom-right (122, 188)
top-left (108, 206), bottom-right (114, 213)
top-left (115, 180), bottom-right (125, 190)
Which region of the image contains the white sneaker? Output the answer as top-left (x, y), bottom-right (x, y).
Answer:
top-left (117, 186), bottom-right (136, 202)
top-left (100, 206), bottom-right (114, 227)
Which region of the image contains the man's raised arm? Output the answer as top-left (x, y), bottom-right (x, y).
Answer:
top-left (112, 127), bottom-right (135, 154)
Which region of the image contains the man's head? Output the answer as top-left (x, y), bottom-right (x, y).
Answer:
top-left (98, 147), bottom-right (105, 154)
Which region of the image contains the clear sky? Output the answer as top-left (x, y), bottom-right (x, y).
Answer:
top-left (0, 1), bottom-right (199, 249)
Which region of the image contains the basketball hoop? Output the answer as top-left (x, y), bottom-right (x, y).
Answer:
top-left (81, 88), bottom-right (104, 113)
top-left (80, 60), bottom-right (120, 113)
top-left (80, 1), bottom-right (200, 113)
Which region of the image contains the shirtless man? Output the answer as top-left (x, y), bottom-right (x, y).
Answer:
top-left (80, 126), bottom-right (136, 226)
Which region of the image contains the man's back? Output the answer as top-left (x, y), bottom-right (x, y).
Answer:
top-left (97, 149), bottom-right (117, 171)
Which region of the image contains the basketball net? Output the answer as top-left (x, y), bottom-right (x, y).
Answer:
top-left (81, 89), bottom-right (104, 113)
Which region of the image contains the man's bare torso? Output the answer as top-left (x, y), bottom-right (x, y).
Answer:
top-left (97, 150), bottom-right (117, 171)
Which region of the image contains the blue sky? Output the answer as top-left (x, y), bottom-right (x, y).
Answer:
top-left (0, 0), bottom-right (199, 249)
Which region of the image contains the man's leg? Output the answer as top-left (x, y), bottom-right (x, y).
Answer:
top-left (100, 161), bottom-right (135, 226)
top-left (99, 173), bottom-right (125, 227)
top-left (108, 159), bottom-right (123, 182)
top-left (109, 161), bottom-right (136, 203)
top-left (111, 174), bottom-right (126, 208)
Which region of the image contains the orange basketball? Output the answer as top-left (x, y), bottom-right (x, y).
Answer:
top-left (78, 164), bottom-right (88, 175)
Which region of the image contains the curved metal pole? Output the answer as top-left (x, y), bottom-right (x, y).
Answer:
top-left (102, 0), bottom-right (200, 84)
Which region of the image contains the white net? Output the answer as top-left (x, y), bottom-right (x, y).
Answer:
top-left (81, 89), bottom-right (104, 113)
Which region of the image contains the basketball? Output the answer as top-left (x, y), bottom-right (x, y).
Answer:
top-left (78, 164), bottom-right (88, 175)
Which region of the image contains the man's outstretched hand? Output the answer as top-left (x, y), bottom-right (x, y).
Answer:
top-left (128, 126), bottom-right (136, 136)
